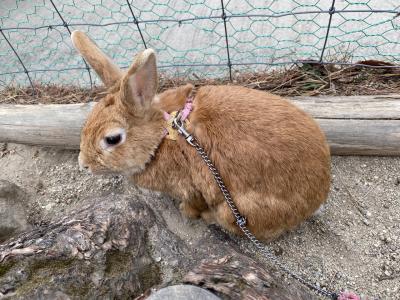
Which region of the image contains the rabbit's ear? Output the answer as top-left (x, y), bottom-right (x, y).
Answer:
top-left (71, 30), bottom-right (123, 87)
top-left (120, 49), bottom-right (158, 112)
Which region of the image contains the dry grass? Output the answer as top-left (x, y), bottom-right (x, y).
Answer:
top-left (0, 85), bottom-right (106, 105)
top-left (1, 61), bottom-right (399, 105)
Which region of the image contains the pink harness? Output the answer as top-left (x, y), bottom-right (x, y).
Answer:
top-left (163, 96), bottom-right (194, 138)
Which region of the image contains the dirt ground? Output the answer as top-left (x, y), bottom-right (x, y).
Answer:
top-left (0, 142), bottom-right (399, 299)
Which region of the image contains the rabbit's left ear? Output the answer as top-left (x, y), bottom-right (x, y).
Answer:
top-left (71, 30), bottom-right (123, 87)
top-left (120, 49), bottom-right (158, 112)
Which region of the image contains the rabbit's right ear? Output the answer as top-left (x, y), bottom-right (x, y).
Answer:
top-left (71, 30), bottom-right (123, 87)
top-left (120, 49), bottom-right (158, 113)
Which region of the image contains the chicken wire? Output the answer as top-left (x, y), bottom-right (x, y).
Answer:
top-left (0, 0), bottom-right (399, 90)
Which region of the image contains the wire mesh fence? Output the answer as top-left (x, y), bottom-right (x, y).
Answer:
top-left (0, 0), bottom-right (399, 91)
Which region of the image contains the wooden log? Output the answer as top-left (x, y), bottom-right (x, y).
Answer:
top-left (0, 95), bottom-right (399, 155)
top-left (184, 254), bottom-right (316, 300)
top-left (0, 193), bottom-right (316, 299)
top-left (319, 119), bottom-right (400, 156)
top-left (0, 102), bottom-right (94, 149)
top-left (291, 95), bottom-right (400, 119)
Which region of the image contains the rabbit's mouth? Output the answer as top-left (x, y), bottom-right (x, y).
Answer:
top-left (91, 165), bottom-right (144, 177)
top-left (80, 164), bottom-right (119, 176)
top-left (79, 160), bottom-right (144, 177)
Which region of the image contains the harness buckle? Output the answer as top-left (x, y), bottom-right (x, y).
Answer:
top-left (172, 117), bottom-right (196, 147)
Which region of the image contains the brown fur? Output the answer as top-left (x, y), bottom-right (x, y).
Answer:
top-left (72, 31), bottom-right (331, 240)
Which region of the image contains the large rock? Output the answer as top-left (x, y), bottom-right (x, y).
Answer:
top-left (0, 180), bottom-right (30, 242)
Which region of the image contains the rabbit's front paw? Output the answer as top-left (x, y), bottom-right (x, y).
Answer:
top-left (200, 209), bottom-right (217, 224)
top-left (179, 201), bottom-right (201, 219)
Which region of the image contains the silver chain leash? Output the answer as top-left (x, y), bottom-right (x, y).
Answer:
top-left (172, 117), bottom-right (338, 300)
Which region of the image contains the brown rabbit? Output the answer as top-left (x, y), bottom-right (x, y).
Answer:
top-left (72, 30), bottom-right (331, 240)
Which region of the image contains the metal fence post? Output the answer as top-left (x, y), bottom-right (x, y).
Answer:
top-left (220, 0), bottom-right (233, 81)
top-left (319, 0), bottom-right (336, 62)
top-left (49, 0), bottom-right (93, 88)
top-left (0, 28), bottom-right (35, 94)
top-left (126, 0), bottom-right (147, 49)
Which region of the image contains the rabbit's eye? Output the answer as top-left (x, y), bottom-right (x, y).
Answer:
top-left (100, 128), bottom-right (126, 150)
top-left (105, 134), bottom-right (122, 146)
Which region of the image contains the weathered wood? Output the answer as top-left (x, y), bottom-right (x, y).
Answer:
top-left (291, 95), bottom-right (400, 119)
top-left (319, 119), bottom-right (400, 156)
top-left (184, 255), bottom-right (314, 300)
top-left (0, 193), bottom-right (316, 300)
top-left (0, 95), bottom-right (399, 155)
top-left (0, 102), bottom-right (94, 149)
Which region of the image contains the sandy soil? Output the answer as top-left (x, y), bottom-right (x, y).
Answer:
top-left (0, 142), bottom-right (399, 299)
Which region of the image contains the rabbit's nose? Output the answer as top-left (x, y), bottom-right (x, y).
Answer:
top-left (79, 161), bottom-right (89, 172)
top-left (78, 153), bottom-right (89, 172)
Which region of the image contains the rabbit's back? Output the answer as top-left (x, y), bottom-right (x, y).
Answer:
top-left (188, 85), bottom-right (330, 238)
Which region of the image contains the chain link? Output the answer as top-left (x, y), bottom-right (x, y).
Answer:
top-left (173, 119), bottom-right (338, 300)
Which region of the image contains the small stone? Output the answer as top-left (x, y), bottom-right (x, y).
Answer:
top-left (365, 211), bottom-right (372, 218)
top-left (44, 203), bottom-right (53, 211)
top-left (170, 260), bottom-right (179, 267)
top-left (155, 256), bottom-right (162, 263)
top-left (384, 270), bottom-right (391, 277)
top-left (362, 219), bottom-right (370, 226)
